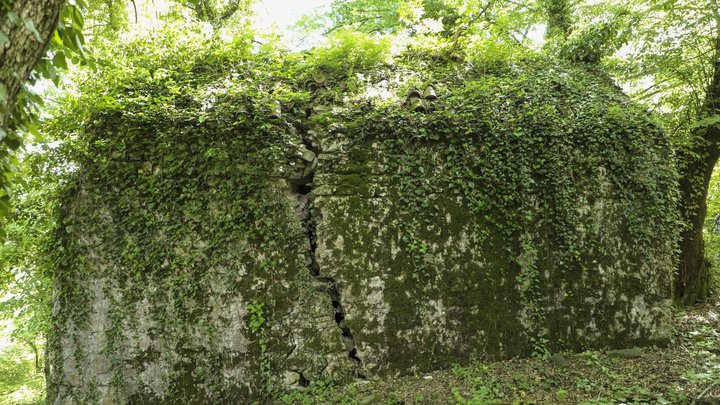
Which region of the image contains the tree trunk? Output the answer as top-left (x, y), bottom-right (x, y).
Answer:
top-left (675, 5), bottom-right (720, 304)
top-left (0, 0), bottom-right (66, 134)
top-left (676, 128), bottom-right (719, 304)
top-left (20, 337), bottom-right (41, 373)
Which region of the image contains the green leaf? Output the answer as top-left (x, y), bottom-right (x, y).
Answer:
top-left (60, 28), bottom-right (86, 58)
top-left (48, 64), bottom-right (59, 85)
top-left (6, 136), bottom-right (21, 150)
top-left (0, 82), bottom-right (6, 103)
top-left (53, 52), bottom-right (68, 70)
top-left (0, 31), bottom-right (8, 45)
top-left (71, 6), bottom-right (84, 29)
top-left (25, 20), bottom-right (43, 42)
top-left (6, 12), bottom-right (21, 26)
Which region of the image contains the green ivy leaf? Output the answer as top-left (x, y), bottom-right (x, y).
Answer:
top-left (6, 12), bottom-right (21, 26)
top-left (25, 20), bottom-right (43, 42)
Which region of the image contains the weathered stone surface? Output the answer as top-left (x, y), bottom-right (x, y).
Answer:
top-left (309, 134), bottom-right (672, 376)
top-left (47, 59), bottom-right (676, 403)
top-left (47, 122), bottom-right (354, 404)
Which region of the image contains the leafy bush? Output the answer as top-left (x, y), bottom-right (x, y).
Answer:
top-left (306, 30), bottom-right (392, 77)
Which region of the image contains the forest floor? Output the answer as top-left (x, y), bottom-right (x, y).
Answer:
top-left (280, 298), bottom-right (720, 404)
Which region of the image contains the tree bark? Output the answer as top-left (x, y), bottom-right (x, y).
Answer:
top-left (676, 127), bottom-right (718, 304)
top-left (675, 3), bottom-right (720, 304)
top-left (0, 0), bottom-right (66, 134)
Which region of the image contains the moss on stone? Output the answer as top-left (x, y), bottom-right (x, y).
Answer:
top-left (47, 48), bottom-right (677, 402)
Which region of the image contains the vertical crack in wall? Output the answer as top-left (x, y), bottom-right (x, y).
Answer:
top-left (287, 133), bottom-right (364, 380)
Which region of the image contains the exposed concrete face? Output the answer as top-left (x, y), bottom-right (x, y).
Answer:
top-left (47, 65), bottom-right (676, 403)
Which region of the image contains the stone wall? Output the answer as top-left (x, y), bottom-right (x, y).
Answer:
top-left (47, 57), bottom-right (677, 403)
top-left (310, 134), bottom-right (673, 377)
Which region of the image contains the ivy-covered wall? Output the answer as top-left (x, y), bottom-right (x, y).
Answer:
top-left (46, 48), bottom-right (678, 403)
top-left (310, 62), bottom-right (677, 377)
top-left (46, 92), bottom-right (355, 403)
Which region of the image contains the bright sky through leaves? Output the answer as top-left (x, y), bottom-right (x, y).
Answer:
top-left (253, 0), bottom-right (330, 29)
top-left (252, 0), bottom-right (333, 49)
